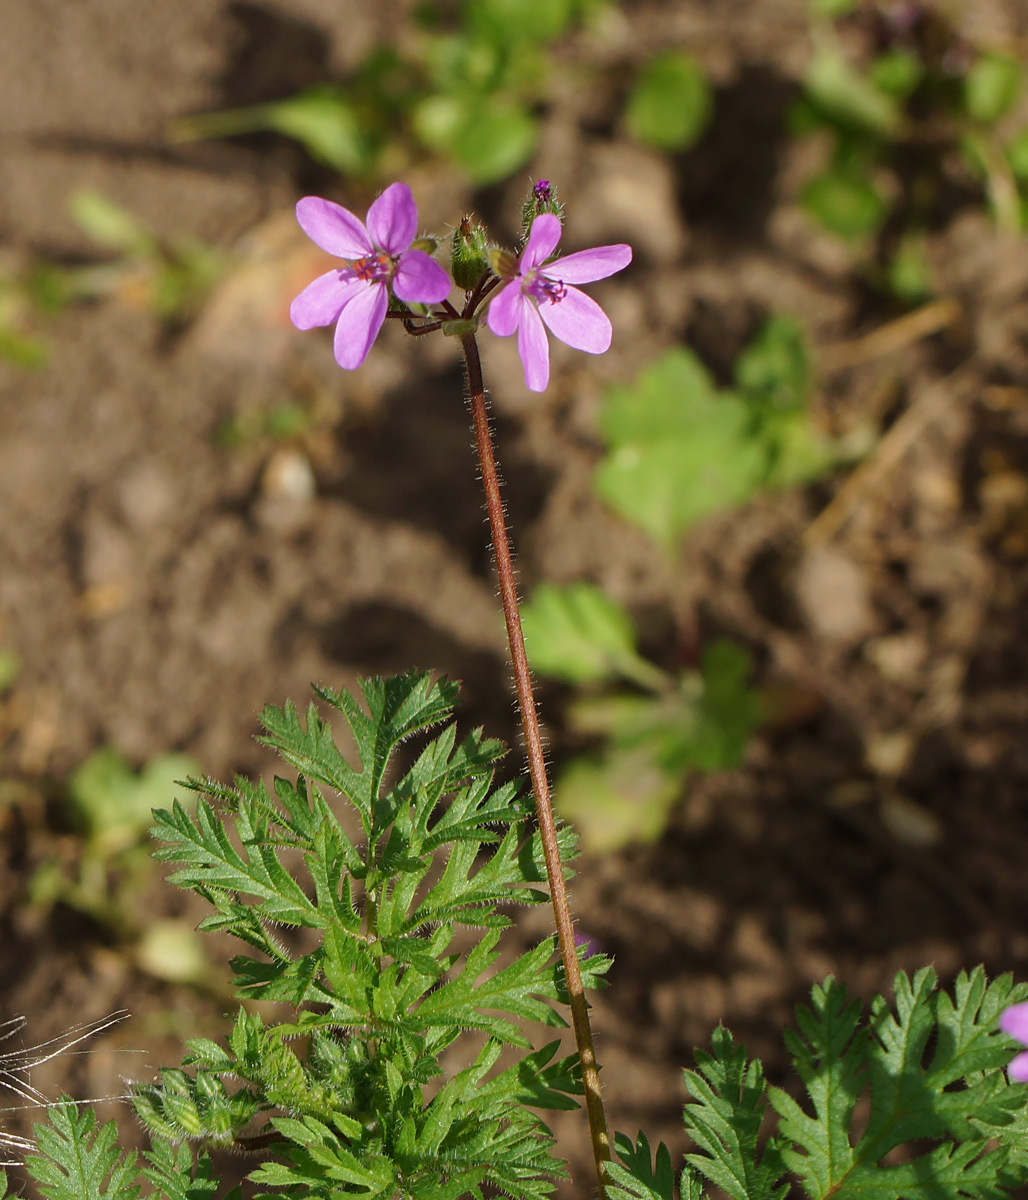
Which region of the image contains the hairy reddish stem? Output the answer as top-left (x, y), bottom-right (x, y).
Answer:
top-left (460, 331), bottom-right (610, 1194)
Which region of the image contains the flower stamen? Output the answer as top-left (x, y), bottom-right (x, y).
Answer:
top-left (352, 252), bottom-right (394, 283)
top-left (527, 273), bottom-right (567, 305)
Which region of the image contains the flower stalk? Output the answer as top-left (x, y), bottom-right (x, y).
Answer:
top-left (460, 329), bottom-right (611, 1195)
top-left (288, 180), bottom-right (630, 1194)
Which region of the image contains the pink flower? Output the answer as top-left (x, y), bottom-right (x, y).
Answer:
top-left (487, 213), bottom-right (631, 392)
top-left (290, 183), bottom-right (451, 370)
top-left (1001, 1002), bottom-right (1028, 1082)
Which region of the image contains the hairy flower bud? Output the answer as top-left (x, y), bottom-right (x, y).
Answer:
top-left (488, 247), bottom-right (521, 280)
top-left (450, 216), bottom-right (491, 292)
top-left (520, 178), bottom-right (564, 242)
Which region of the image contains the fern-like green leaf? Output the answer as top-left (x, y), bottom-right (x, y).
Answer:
top-left (610, 1131), bottom-right (678, 1200)
top-left (684, 1027), bottom-right (787, 1200)
top-left (765, 970), bottom-right (1028, 1200)
top-left (768, 975), bottom-right (864, 1198)
top-left (27, 1101), bottom-right (139, 1200)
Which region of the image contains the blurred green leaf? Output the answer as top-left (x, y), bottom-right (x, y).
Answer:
top-left (0, 326), bottom-right (48, 369)
top-left (522, 582), bottom-right (664, 688)
top-left (554, 640), bottom-right (760, 852)
top-left (595, 349), bottom-right (766, 551)
top-left (596, 330), bottom-right (839, 551)
top-left (68, 749), bottom-right (199, 853)
top-left (572, 643), bottom-right (759, 774)
top-left (688, 640), bottom-right (761, 772)
top-left (801, 164), bottom-right (888, 238)
top-left (964, 53), bottom-right (1023, 125)
top-left (788, 96), bottom-right (833, 137)
top-left (69, 191), bottom-right (154, 255)
top-left (0, 650), bottom-right (20, 692)
top-left (454, 100), bottom-right (538, 181)
top-left (24, 265), bottom-right (72, 315)
top-left (415, 93), bottom-right (537, 183)
top-left (762, 410), bottom-right (839, 490)
top-left (809, 0), bottom-right (858, 15)
top-left (554, 748), bottom-right (680, 854)
top-left (869, 49), bottom-right (923, 100)
top-left (885, 235), bottom-right (934, 304)
top-left (151, 241), bottom-right (226, 320)
top-left (136, 920), bottom-right (209, 983)
top-left (470, 0), bottom-right (575, 43)
top-left (1007, 126), bottom-right (1028, 182)
top-left (625, 52), bottom-right (713, 151)
top-left (805, 44), bottom-right (901, 136)
top-left (266, 88), bottom-right (371, 175)
top-left (735, 315), bottom-right (810, 415)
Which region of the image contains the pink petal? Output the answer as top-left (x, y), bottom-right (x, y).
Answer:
top-left (366, 182), bottom-right (417, 255)
top-left (518, 299), bottom-right (550, 392)
top-left (332, 282), bottom-right (388, 370)
top-left (290, 269), bottom-right (362, 330)
top-left (1010, 1051), bottom-right (1028, 1083)
top-left (393, 249), bottom-right (451, 304)
top-left (537, 284), bottom-right (612, 354)
top-left (486, 280), bottom-right (525, 338)
top-left (295, 197), bottom-right (371, 259)
top-left (1001, 1002), bottom-right (1028, 1044)
top-left (546, 243), bottom-right (632, 285)
top-left (521, 214), bottom-right (562, 271)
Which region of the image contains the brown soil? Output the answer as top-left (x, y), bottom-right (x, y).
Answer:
top-left (3, 0), bottom-right (1028, 1194)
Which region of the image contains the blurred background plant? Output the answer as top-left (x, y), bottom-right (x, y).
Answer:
top-left (167, 0), bottom-right (714, 184)
top-left (522, 583), bottom-right (761, 853)
top-left (796, 0), bottom-right (1027, 300)
top-left (24, 747), bottom-right (210, 986)
top-left (595, 317), bottom-right (848, 553)
top-left (0, 192), bottom-right (227, 368)
top-left (519, 316), bottom-right (873, 852)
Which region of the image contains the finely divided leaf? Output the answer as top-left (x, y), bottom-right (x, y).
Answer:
top-left (27, 1101), bottom-right (139, 1200)
top-left (684, 1027), bottom-right (786, 1200)
top-left (768, 976), bottom-right (864, 1199)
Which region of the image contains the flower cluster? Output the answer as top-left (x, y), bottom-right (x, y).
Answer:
top-left (289, 180), bottom-right (631, 391)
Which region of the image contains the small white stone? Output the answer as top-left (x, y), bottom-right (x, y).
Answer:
top-left (795, 546), bottom-right (876, 645)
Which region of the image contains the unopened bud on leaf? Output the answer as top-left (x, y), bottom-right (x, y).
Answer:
top-left (488, 247), bottom-right (520, 280)
top-left (520, 178), bottom-right (564, 241)
top-left (411, 235), bottom-right (439, 254)
top-left (451, 216), bottom-right (492, 291)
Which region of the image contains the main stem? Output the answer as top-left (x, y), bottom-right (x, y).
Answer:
top-left (461, 331), bottom-right (610, 1193)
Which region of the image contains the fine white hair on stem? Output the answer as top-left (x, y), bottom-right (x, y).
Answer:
top-left (0, 1012), bottom-right (130, 1164)
top-left (0, 1013), bottom-right (129, 1102)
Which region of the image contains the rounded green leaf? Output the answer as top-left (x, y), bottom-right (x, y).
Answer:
top-left (869, 49), bottom-right (923, 99)
top-left (268, 89), bottom-right (370, 175)
top-left (472, 0), bottom-right (574, 42)
top-left (626, 51), bottom-right (712, 151)
top-left (452, 100), bottom-right (538, 182)
top-left (414, 94), bottom-right (537, 183)
top-left (521, 582), bottom-right (656, 686)
top-left (804, 45), bottom-right (900, 136)
top-left (964, 53), bottom-right (1023, 125)
top-left (555, 750), bottom-right (680, 854)
top-left (801, 166), bottom-right (888, 238)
